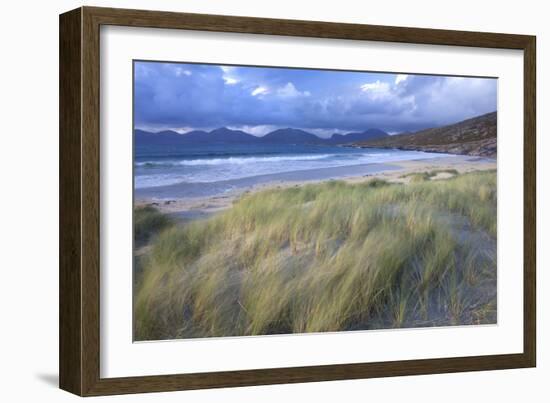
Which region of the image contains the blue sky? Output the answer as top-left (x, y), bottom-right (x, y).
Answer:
top-left (134, 61), bottom-right (497, 137)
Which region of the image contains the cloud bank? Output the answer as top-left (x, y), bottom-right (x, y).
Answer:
top-left (134, 61), bottom-right (497, 136)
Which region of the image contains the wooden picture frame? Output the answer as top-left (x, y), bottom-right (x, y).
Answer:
top-left (59, 6), bottom-right (536, 396)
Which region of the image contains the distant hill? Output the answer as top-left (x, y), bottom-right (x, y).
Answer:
top-left (135, 127), bottom-right (259, 145)
top-left (353, 112), bottom-right (497, 157)
top-left (327, 128), bottom-right (388, 144)
top-left (135, 126), bottom-right (389, 146)
top-left (134, 129), bottom-right (189, 145)
top-left (261, 128), bottom-right (324, 144)
top-left (208, 127), bottom-right (260, 143)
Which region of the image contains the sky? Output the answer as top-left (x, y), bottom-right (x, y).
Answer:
top-left (134, 61), bottom-right (497, 137)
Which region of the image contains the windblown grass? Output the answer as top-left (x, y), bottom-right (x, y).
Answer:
top-left (134, 205), bottom-right (173, 246)
top-left (134, 170), bottom-right (497, 340)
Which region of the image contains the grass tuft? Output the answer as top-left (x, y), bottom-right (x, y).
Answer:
top-left (401, 169), bottom-right (459, 182)
top-left (134, 205), bottom-right (173, 246)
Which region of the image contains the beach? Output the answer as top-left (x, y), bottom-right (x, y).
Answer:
top-left (135, 154), bottom-right (496, 223)
top-left (131, 62), bottom-right (499, 341)
top-left (134, 158), bottom-right (497, 339)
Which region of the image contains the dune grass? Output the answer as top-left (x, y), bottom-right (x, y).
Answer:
top-left (400, 168), bottom-right (459, 183)
top-left (134, 205), bottom-right (173, 246)
top-left (134, 170), bottom-right (497, 340)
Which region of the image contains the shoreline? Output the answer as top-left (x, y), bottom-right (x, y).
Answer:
top-left (346, 141), bottom-right (497, 158)
top-left (135, 154), bottom-right (496, 223)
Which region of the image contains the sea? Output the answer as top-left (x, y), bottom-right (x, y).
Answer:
top-left (134, 144), bottom-right (449, 199)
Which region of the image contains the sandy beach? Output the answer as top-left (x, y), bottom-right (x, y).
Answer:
top-left (131, 63), bottom-right (499, 341)
top-left (135, 155), bottom-right (496, 223)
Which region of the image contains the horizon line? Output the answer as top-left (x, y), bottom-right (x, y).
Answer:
top-left (134, 110), bottom-right (497, 139)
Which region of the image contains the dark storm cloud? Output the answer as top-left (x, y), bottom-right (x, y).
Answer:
top-left (134, 61), bottom-right (497, 135)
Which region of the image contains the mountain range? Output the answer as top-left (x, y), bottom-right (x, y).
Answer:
top-left (134, 126), bottom-right (389, 146)
top-left (352, 112), bottom-right (497, 157)
top-left (135, 111), bottom-right (497, 157)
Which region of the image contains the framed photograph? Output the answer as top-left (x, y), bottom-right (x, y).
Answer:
top-left (59, 6), bottom-right (536, 396)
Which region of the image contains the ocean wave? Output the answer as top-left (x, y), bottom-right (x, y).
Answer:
top-left (135, 154), bottom-right (335, 167)
top-left (134, 150), bottom-right (448, 188)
